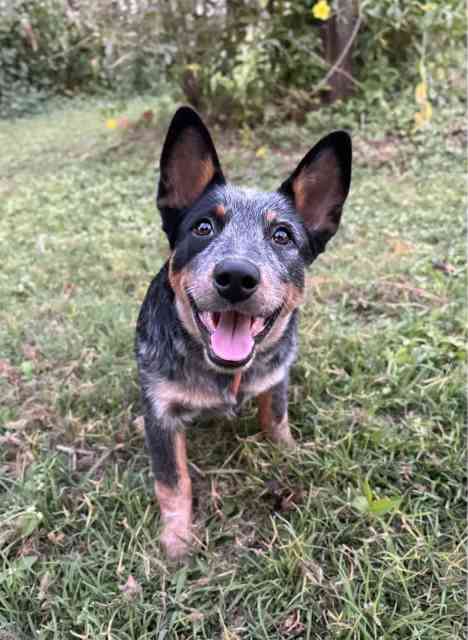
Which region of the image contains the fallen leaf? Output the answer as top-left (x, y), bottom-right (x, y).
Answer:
top-left (387, 239), bottom-right (415, 255)
top-left (4, 419), bottom-right (28, 431)
top-left (0, 360), bottom-right (20, 384)
top-left (307, 275), bottom-right (335, 288)
top-left (63, 282), bottom-right (76, 297)
top-left (432, 260), bottom-right (456, 275)
top-left (0, 434), bottom-right (22, 448)
top-left (188, 611), bottom-right (204, 622)
top-left (119, 574), bottom-right (142, 600)
top-left (6, 556), bottom-right (38, 578)
top-left (47, 531), bottom-right (65, 545)
top-left (20, 361), bottom-right (34, 379)
top-left (17, 508), bottom-right (43, 538)
top-left (280, 609), bottom-right (305, 636)
top-left (369, 496), bottom-right (402, 515)
top-left (22, 345), bottom-right (39, 361)
top-left (300, 559), bottom-right (324, 586)
top-left (38, 572), bottom-right (51, 601)
top-left (117, 116), bottom-right (131, 129)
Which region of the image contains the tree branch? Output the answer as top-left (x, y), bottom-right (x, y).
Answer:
top-left (312, 11), bottom-right (362, 97)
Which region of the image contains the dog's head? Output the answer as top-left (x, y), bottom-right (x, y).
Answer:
top-left (157, 107), bottom-right (352, 373)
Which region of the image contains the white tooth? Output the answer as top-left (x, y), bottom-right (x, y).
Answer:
top-left (200, 312), bottom-right (213, 332)
top-left (251, 317), bottom-right (265, 336)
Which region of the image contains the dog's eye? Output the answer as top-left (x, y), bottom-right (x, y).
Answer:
top-left (272, 227), bottom-right (292, 246)
top-left (193, 219), bottom-right (214, 237)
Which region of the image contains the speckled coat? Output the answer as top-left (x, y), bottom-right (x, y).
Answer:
top-left (135, 106), bottom-right (352, 559)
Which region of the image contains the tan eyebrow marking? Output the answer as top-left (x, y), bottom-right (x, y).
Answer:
top-left (214, 204), bottom-right (225, 218)
top-left (265, 210), bottom-right (278, 224)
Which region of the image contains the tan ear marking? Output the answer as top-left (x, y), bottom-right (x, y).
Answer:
top-left (290, 146), bottom-right (347, 235)
top-left (164, 128), bottom-right (216, 209)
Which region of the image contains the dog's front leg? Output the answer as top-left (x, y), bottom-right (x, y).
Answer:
top-left (257, 376), bottom-right (295, 447)
top-left (143, 404), bottom-right (192, 559)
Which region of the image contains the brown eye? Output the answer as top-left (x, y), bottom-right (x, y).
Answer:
top-left (193, 219), bottom-right (213, 237)
top-left (272, 226), bottom-right (291, 245)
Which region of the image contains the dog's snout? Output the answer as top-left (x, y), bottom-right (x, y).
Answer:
top-left (213, 259), bottom-right (260, 303)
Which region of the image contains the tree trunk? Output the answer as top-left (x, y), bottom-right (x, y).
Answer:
top-left (320, 0), bottom-right (357, 103)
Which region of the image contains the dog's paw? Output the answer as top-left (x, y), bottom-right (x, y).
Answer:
top-left (271, 432), bottom-right (296, 449)
top-left (268, 418), bottom-right (296, 449)
top-left (160, 525), bottom-right (192, 560)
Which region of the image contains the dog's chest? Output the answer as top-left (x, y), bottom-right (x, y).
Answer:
top-left (153, 363), bottom-right (286, 423)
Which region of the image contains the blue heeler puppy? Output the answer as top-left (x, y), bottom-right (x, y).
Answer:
top-left (135, 107), bottom-right (352, 559)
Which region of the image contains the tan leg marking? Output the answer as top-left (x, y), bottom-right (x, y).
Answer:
top-left (257, 390), bottom-right (295, 448)
top-left (154, 431), bottom-right (193, 560)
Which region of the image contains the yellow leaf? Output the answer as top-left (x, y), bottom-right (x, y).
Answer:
top-left (312, 0), bottom-right (331, 21)
top-left (415, 81), bottom-right (427, 105)
top-left (255, 146), bottom-right (268, 158)
top-left (106, 118), bottom-right (118, 130)
top-left (413, 101), bottom-right (432, 130)
top-left (413, 111), bottom-right (424, 130)
top-left (422, 100), bottom-right (432, 121)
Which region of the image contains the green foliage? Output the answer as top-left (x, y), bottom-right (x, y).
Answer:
top-left (154, 0), bottom-right (464, 125)
top-left (356, 1), bottom-right (464, 110)
top-left (1, 0), bottom-right (464, 123)
top-left (0, 0), bottom-right (168, 118)
top-left (0, 0), bottom-right (100, 117)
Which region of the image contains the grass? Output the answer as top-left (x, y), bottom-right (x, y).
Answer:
top-left (0, 93), bottom-right (465, 639)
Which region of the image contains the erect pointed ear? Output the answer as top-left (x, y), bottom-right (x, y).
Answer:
top-left (157, 106), bottom-right (225, 218)
top-left (279, 131), bottom-right (352, 260)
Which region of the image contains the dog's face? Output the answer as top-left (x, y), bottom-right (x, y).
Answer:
top-left (157, 107), bottom-right (352, 373)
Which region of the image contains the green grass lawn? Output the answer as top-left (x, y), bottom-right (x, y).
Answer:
top-left (0, 96), bottom-right (465, 639)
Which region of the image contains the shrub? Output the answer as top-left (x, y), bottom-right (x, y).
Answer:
top-left (0, 0), bottom-right (463, 124)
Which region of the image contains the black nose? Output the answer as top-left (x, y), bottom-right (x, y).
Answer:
top-left (213, 259), bottom-right (260, 303)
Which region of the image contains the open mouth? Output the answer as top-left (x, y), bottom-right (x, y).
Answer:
top-left (190, 302), bottom-right (281, 369)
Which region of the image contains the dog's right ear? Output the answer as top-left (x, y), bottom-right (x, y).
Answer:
top-left (157, 106), bottom-right (225, 245)
top-left (279, 131), bottom-right (352, 262)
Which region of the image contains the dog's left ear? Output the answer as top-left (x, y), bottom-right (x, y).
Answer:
top-left (279, 131), bottom-right (352, 260)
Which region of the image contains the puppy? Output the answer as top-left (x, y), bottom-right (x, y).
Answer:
top-left (136, 107), bottom-right (352, 558)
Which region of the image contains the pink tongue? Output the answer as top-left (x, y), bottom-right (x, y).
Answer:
top-left (211, 312), bottom-right (254, 362)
